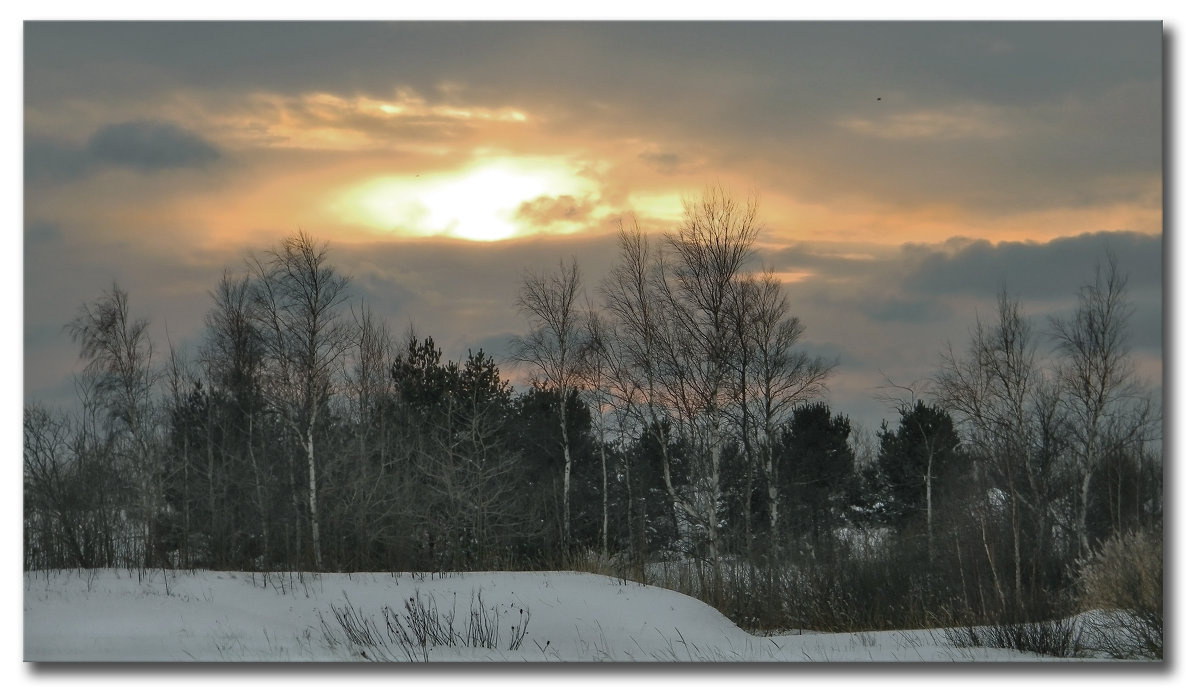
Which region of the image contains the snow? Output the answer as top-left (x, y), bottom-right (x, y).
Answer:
top-left (26, 568), bottom-right (1065, 662)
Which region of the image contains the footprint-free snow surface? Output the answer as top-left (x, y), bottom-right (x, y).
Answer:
top-left (25, 569), bottom-right (1057, 661)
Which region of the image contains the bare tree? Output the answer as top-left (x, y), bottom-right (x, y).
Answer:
top-left (67, 282), bottom-right (157, 440)
top-left (163, 329), bottom-right (196, 567)
top-left (200, 270), bottom-right (271, 566)
top-left (596, 187), bottom-right (762, 590)
top-left (728, 270), bottom-right (832, 568)
top-left (24, 405), bottom-right (88, 568)
top-left (598, 226), bottom-right (670, 564)
top-left (67, 281), bottom-right (161, 566)
top-left (201, 271), bottom-right (262, 405)
top-left (334, 301), bottom-right (399, 569)
top-left (512, 257), bottom-right (587, 552)
top-left (581, 303), bottom-right (625, 557)
top-left (600, 216), bottom-right (670, 454)
top-left (936, 289), bottom-right (1045, 599)
top-left (657, 186), bottom-right (760, 589)
top-left (248, 231), bottom-right (352, 570)
top-left (602, 217), bottom-right (705, 568)
top-left (345, 301), bottom-right (395, 469)
top-left (600, 188), bottom-right (781, 592)
top-left (1050, 253), bottom-right (1156, 558)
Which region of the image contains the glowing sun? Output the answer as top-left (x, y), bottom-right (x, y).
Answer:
top-left (333, 157), bottom-right (594, 242)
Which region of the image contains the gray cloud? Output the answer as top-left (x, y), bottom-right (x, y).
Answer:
top-left (769, 242), bottom-right (884, 278)
top-left (343, 268), bottom-right (419, 327)
top-left (861, 295), bottom-right (954, 324)
top-left (24, 22), bottom-right (1160, 108)
top-left (472, 333), bottom-right (524, 369)
top-left (900, 231), bottom-right (1162, 299)
top-left (769, 232), bottom-right (1162, 317)
top-left (25, 221), bottom-right (63, 245)
top-left (795, 340), bottom-right (860, 370)
top-left (26, 120), bottom-right (221, 186)
top-left (25, 138), bottom-right (91, 186)
top-left (86, 120), bottom-right (221, 172)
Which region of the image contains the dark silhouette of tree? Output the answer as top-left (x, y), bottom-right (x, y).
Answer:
top-left (778, 402), bottom-right (855, 555)
top-left (876, 400), bottom-right (964, 543)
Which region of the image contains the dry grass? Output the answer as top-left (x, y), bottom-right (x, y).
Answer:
top-left (1076, 526), bottom-right (1163, 659)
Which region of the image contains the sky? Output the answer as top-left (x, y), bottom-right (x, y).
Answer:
top-left (21, 20), bottom-right (1164, 435)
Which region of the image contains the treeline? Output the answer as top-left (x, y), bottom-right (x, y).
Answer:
top-left (24, 187), bottom-right (1161, 636)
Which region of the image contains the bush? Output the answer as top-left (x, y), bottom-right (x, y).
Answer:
top-left (943, 615), bottom-right (1087, 658)
top-left (318, 589), bottom-right (531, 661)
top-left (1076, 526), bottom-right (1163, 659)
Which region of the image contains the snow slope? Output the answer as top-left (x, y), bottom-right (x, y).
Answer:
top-left (24, 568), bottom-right (1059, 662)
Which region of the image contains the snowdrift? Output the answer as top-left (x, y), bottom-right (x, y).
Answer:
top-left (25, 568), bottom-right (1055, 662)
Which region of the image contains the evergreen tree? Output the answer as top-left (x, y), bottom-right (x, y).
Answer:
top-left (778, 402), bottom-right (855, 554)
top-left (875, 401), bottom-right (965, 537)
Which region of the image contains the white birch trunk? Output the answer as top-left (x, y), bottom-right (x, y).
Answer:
top-left (305, 419), bottom-right (322, 570)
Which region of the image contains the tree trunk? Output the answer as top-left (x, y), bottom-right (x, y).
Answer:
top-left (206, 410), bottom-right (218, 566)
top-left (182, 428), bottom-right (190, 568)
top-left (600, 436), bottom-right (608, 556)
top-left (766, 452), bottom-right (780, 571)
top-left (744, 454), bottom-right (754, 561)
top-left (1012, 484), bottom-right (1022, 604)
top-left (247, 415), bottom-right (270, 569)
top-left (622, 448), bottom-right (636, 565)
top-left (707, 437), bottom-right (722, 598)
top-left (305, 421), bottom-right (322, 570)
top-left (1078, 465), bottom-right (1094, 558)
top-left (559, 397), bottom-right (573, 555)
top-left (926, 452), bottom-right (934, 563)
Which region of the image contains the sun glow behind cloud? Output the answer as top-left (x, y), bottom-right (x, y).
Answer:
top-left (329, 157), bottom-right (599, 241)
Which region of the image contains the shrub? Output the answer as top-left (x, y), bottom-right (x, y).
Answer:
top-left (943, 615), bottom-right (1087, 658)
top-left (318, 589), bottom-right (531, 661)
top-left (1076, 526), bottom-right (1163, 659)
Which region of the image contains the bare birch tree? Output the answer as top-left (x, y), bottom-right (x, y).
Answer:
top-left (597, 187), bottom-right (762, 590)
top-left (249, 231), bottom-right (352, 570)
top-left (67, 281), bottom-right (161, 565)
top-left (936, 289), bottom-right (1044, 598)
top-left (512, 257), bottom-right (587, 553)
top-left (581, 303), bottom-right (624, 557)
top-left (657, 186), bottom-right (760, 589)
top-left (728, 271), bottom-right (832, 568)
top-left (602, 218), bottom-right (707, 567)
top-left (1050, 253), bottom-right (1156, 558)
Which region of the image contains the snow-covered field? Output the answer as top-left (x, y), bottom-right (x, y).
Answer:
top-left (25, 568), bottom-right (1078, 662)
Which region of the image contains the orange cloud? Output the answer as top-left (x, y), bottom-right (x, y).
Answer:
top-left (186, 88), bottom-right (536, 154)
